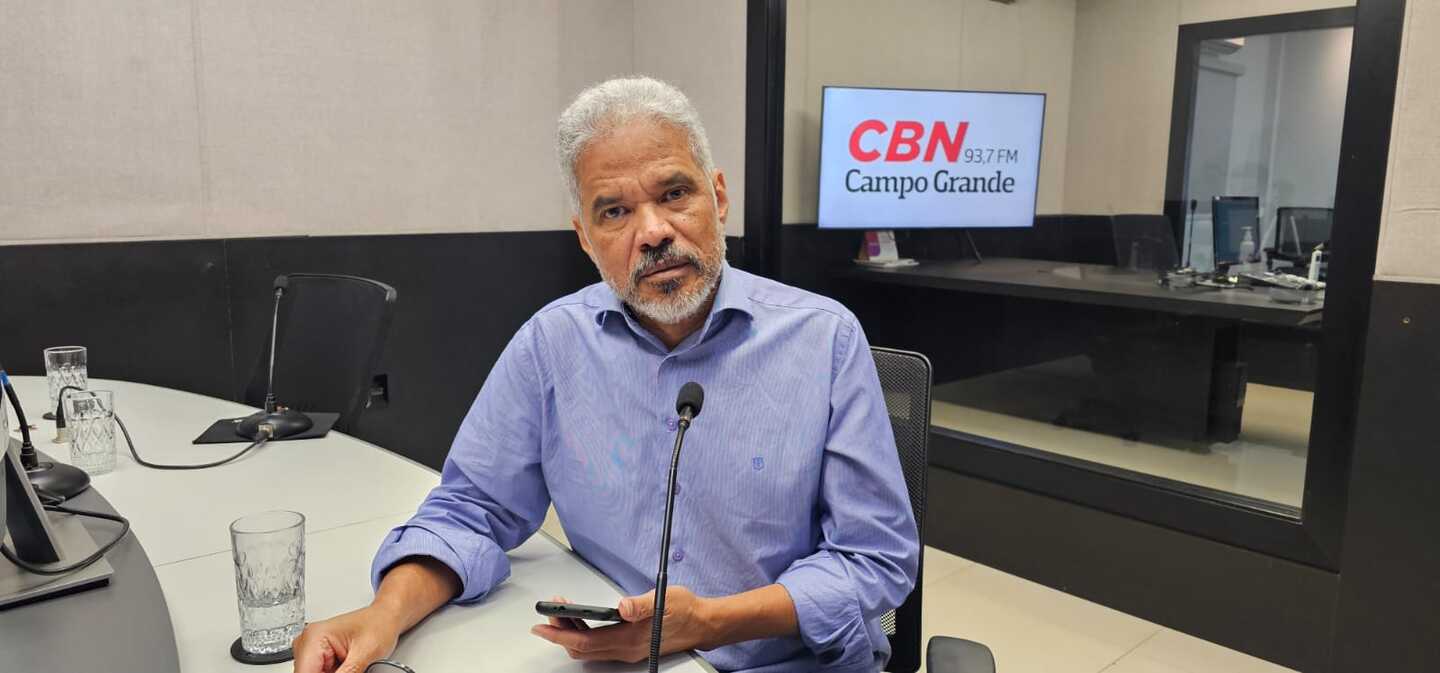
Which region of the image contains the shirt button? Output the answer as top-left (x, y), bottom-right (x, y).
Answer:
top-left (666, 418), bottom-right (677, 431)
top-left (672, 550), bottom-right (684, 562)
top-left (674, 483), bottom-right (681, 495)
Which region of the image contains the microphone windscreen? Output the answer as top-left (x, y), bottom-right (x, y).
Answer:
top-left (676, 382), bottom-right (704, 418)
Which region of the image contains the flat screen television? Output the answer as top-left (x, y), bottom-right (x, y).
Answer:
top-left (817, 86), bottom-right (1046, 230)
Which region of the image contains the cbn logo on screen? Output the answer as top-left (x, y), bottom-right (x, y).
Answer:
top-left (840, 117), bottom-right (1021, 200)
top-left (817, 87), bottom-right (1043, 228)
top-left (848, 120), bottom-right (970, 163)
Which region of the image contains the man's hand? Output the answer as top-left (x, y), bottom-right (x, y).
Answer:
top-left (294, 557), bottom-right (460, 673)
top-left (530, 587), bottom-right (713, 663)
top-left (292, 605), bottom-right (404, 673)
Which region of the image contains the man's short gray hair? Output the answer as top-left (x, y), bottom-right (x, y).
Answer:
top-left (557, 76), bottom-right (715, 215)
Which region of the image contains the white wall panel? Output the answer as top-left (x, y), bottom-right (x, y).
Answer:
top-left (0, 0), bottom-right (204, 243)
top-left (0, 0), bottom-right (744, 244)
top-left (633, 0), bottom-right (747, 237)
top-left (1375, 0), bottom-right (1440, 283)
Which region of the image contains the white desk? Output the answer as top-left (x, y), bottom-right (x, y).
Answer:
top-left (7, 377), bottom-right (713, 672)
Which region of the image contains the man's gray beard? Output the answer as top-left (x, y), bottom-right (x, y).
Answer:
top-left (600, 235), bottom-right (726, 325)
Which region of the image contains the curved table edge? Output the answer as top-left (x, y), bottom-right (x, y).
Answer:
top-left (0, 451), bottom-right (181, 673)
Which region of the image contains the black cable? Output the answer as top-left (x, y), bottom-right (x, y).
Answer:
top-left (116, 414), bottom-right (269, 470)
top-left (33, 485), bottom-right (66, 507)
top-left (0, 368), bottom-right (41, 468)
top-left (0, 504), bottom-right (130, 576)
top-left (53, 383), bottom-right (269, 470)
top-left (366, 661), bottom-right (417, 673)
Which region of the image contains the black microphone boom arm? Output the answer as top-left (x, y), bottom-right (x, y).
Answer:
top-left (648, 382), bottom-right (704, 673)
top-left (235, 276), bottom-right (313, 441)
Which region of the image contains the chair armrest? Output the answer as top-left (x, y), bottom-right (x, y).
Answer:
top-left (927, 636), bottom-right (996, 673)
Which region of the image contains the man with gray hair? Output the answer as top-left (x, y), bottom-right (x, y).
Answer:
top-left (293, 77), bottom-right (918, 673)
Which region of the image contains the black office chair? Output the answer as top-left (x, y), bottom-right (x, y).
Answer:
top-left (871, 347), bottom-right (996, 673)
top-left (864, 347), bottom-right (933, 673)
top-left (871, 346), bottom-right (930, 673)
top-left (1111, 214), bottom-right (1180, 272)
top-left (1211, 196), bottom-right (1261, 269)
top-left (243, 273), bottom-right (397, 433)
top-left (1267, 207), bottom-right (1333, 277)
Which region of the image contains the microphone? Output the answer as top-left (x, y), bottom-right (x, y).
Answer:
top-left (0, 367), bottom-right (91, 500)
top-left (1184, 198), bottom-right (1199, 269)
top-left (676, 382), bottom-right (704, 420)
top-left (648, 382), bottom-right (703, 673)
top-left (235, 277), bottom-right (313, 441)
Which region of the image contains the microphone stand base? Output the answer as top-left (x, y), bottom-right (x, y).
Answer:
top-left (26, 461), bottom-right (91, 501)
top-left (235, 409), bottom-right (313, 441)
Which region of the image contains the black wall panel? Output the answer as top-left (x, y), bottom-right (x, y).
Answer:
top-left (0, 232), bottom-right (743, 470)
top-left (224, 232), bottom-right (599, 469)
top-left (0, 240), bottom-right (235, 399)
top-left (1333, 280), bottom-right (1440, 672)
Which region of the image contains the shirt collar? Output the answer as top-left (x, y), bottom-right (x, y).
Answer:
top-left (591, 262), bottom-right (753, 330)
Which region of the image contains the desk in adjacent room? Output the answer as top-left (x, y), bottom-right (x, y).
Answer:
top-left (0, 377), bottom-right (715, 673)
top-left (840, 258), bottom-right (1323, 442)
top-left (839, 258), bottom-right (1322, 327)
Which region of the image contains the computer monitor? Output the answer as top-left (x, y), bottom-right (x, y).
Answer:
top-left (1274, 206), bottom-right (1334, 256)
top-left (1212, 196), bottom-right (1260, 266)
top-left (817, 86), bottom-right (1045, 230)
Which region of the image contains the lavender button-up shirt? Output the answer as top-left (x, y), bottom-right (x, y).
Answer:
top-left (372, 265), bottom-right (919, 672)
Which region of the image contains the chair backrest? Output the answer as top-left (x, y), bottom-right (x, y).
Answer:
top-left (1274, 207), bottom-right (1334, 256)
top-left (1212, 196), bottom-right (1260, 265)
top-left (244, 273), bottom-right (397, 433)
top-left (1111, 214), bottom-right (1180, 272)
top-left (871, 347), bottom-right (932, 673)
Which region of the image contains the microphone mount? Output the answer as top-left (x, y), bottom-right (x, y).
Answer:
top-left (236, 279), bottom-right (313, 441)
top-left (0, 367), bottom-right (90, 501)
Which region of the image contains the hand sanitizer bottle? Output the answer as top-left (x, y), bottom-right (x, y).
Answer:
top-left (1239, 227), bottom-right (1257, 263)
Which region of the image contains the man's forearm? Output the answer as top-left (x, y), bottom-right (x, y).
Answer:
top-left (371, 556), bottom-right (463, 633)
top-left (699, 584), bottom-right (800, 649)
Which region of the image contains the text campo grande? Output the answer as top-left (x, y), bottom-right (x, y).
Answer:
top-left (844, 168), bottom-right (1016, 200)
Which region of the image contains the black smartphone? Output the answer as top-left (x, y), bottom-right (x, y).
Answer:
top-left (535, 601), bottom-right (623, 623)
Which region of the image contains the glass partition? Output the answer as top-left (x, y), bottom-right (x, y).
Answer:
top-left (1184, 28), bottom-right (1352, 274)
top-left (783, 1), bottom-right (1357, 516)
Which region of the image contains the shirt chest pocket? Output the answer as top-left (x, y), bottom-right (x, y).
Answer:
top-left (697, 398), bottom-right (825, 530)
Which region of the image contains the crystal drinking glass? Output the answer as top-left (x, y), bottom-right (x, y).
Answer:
top-left (63, 389), bottom-right (115, 475)
top-left (44, 346), bottom-right (88, 415)
top-left (230, 510), bottom-right (306, 656)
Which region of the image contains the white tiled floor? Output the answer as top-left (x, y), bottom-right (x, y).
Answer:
top-left (541, 510), bottom-right (1296, 673)
top-left (916, 547), bottom-right (1296, 673)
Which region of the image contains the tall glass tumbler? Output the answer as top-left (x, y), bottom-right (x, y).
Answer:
top-left (231, 511), bottom-right (306, 656)
top-left (63, 390), bottom-right (116, 475)
top-left (44, 346), bottom-right (88, 415)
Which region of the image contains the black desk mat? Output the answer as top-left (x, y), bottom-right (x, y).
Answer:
top-left (193, 412), bottom-right (339, 444)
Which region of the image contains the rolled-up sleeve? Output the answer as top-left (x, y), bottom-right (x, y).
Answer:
top-left (776, 317), bottom-right (921, 670)
top-left (371, 322), bottom-right (551, 603)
